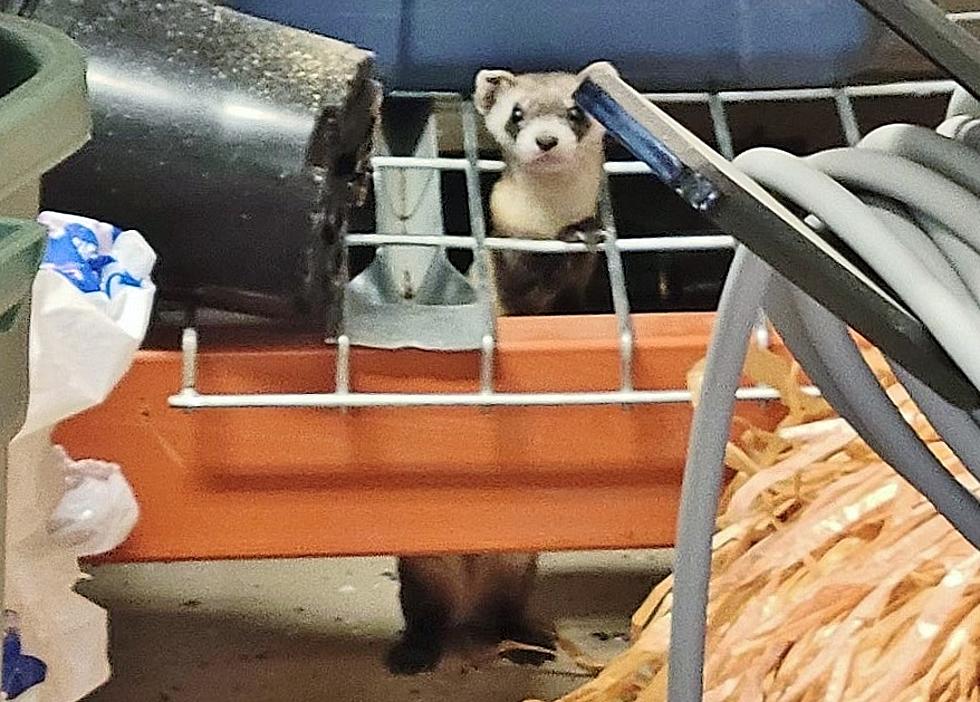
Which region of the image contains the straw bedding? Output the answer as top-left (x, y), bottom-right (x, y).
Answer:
top-left (532, 345), bottom-right (980, 702)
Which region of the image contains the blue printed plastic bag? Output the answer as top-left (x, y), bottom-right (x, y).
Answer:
top-left (20, 212), bottom-right (157, 438)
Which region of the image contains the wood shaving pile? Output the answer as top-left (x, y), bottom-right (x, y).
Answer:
top-left (534, 345), bottom-right (980, 702)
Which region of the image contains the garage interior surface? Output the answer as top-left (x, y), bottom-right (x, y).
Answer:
top-left (80, 551), bottom-right (670, 702)
top-left (66, 3), bottom-right (980, 701)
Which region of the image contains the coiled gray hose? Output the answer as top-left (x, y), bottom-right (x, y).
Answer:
top-left (729, 150), bottom-right (980, 524)
top-left (667, 92), bottom-right (980, 702)
top-left (742, 148), bottom-right (980, 388)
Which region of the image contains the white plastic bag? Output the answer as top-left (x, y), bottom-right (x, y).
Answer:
top-left (5, 212), bottom-right (156, 702)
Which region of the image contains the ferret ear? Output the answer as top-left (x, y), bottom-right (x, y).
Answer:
top-left (577, 61), bottom-right (620, 83)
top-left (474, 70), bottom-right (515, 115)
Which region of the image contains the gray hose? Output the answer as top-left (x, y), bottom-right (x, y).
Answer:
top-left (807, 148), bottom-right (980, 254)
top-left (859, 124), bottom-right (980, 195)
top-left (861, 198), bottom-right (973, 300)
top-left (668, 255), bottom-right (980, 702)
top-left (946, 86), bottom-right (980, 120)
top-left (916, 215), bottom-right (980, 303)
top-left (763, 279), bottom-right (870, 437)
top-left (787, 288), bottom-right (980, 548)
top-left (666, 90), bottom-right (980, 702)
top-left (732, 148), bottom-right (980, 545)
top-left (937, 115), bottom-right (980, 150)
top-left (667, 246), bottom-right (771, 702)
top-left (858, 125), bottom-right (980, 301)
top-left (811, 141), bottom-right (980, 376)
top-left (736, 148), bottom-right (980, 389)
top-left (891, 360), bottom-right (980, 484)
top-left (760, 275), bottom-right (980, 550)
top-left (854, 126), bottom-right (980, 302)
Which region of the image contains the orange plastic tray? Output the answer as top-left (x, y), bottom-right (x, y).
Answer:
top-left (54, 312), bottom-right (784, 562)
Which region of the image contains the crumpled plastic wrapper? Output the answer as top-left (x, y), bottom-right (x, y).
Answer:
top-left (46, 446), bottom-right (139, 558)
top-left (536, 345), bottom-right (980, 702)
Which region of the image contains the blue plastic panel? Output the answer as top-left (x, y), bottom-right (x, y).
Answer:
top-left (224, 1), bottom-right (881, 91)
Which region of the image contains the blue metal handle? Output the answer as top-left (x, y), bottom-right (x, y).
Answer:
top-left (575, 79), bottom-right (720, 212)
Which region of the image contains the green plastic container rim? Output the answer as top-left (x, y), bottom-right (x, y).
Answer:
top-left (0, 217), bottom-right (45, 319)
top-left (0, 14), bottom-right (91, 205)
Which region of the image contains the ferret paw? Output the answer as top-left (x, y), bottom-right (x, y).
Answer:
top-left (557, 228), bottom-right (604, 251)
top-left (385, 640), bottom-right (442, 676)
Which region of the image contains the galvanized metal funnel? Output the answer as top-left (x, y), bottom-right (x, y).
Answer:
top-left (343, 98), bottom-right (489, 350)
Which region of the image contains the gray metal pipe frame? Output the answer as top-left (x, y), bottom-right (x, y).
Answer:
top-left (171, 78), bottom-right (958, 413)
top-left (598, 181), bottom-right (636, 392)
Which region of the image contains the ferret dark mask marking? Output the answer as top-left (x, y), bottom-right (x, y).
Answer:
top-left (505, 104), bottom-right (523, 140)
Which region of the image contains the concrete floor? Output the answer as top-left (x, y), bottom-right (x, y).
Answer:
top-left (77, 550), bottom-right (671, 702)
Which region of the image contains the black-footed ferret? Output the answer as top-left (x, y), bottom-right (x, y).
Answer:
top-left (477, 67), bottom-right (607, 315)
top-left (387, 69), bottom-right (607, 677)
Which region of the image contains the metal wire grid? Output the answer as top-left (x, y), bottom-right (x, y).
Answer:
top-left (170, 78), bottom-right (958, 410)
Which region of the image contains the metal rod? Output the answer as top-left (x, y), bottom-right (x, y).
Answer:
top-left (707, 94), bottom-right (735, 159)
top-left (389, 79), bottom-right (956, 107)
top-left (372, 155), bottom-right (500, 171)
top-left (950, 10), bottom-right (980, 23)
top-left (334, 333), bottom-right (351, 413)
top-left (599, 182), bottom-right (636, 392)
top-left (372, 155), bottom-right (657, 176)
top-left (834, 88), bottom-right (863, 146)
top-left (345, 233), bottom-right (736, 252)
top-left (844, 79), bottom-right (954, 97)
top-left (460, 100), bottom-right (498, 386)
top-left (604, 161), bottom-right (653, 175)
top-left (753, 311), bottom-right (772, 349)
top-left (169, 385), bottom-right (819, 410)
top-left (480, 334), bottom-right (495, 395)
top-left (181, 327), bottom-right (198, 391)
top-left (643, 79), bottom-right (954, 104)
top-left (389, 89), bottom-right (463, 101)
top-left (335, 334), bottom-right (351, 395)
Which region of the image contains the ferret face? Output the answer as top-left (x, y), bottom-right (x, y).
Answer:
top-left (474, 69), bottom-right (605, 173)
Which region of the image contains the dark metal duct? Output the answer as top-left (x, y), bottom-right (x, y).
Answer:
top-left (31, 0), bottom-right (380, 334)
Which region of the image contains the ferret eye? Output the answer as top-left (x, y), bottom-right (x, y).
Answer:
top-left (567, 106), bottom-right (586, 123)
top-left (510, 105), bottom-right (524, 123)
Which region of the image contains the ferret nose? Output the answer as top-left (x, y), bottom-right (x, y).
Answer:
top-left (536, 135), bottom-right (558, 152)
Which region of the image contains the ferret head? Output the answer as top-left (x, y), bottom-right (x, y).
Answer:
top-left (474, 69), bottom-right (605, 173)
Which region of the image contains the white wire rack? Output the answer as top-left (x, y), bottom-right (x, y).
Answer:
top-left (169, 77), bottom-right (958, 411)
